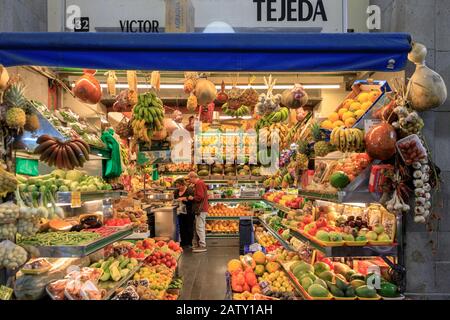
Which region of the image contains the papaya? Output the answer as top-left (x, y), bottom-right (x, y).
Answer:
top-left (356, 285), bottom-right (378, 298)
top-left (307, 284), bottom-right (329, 298)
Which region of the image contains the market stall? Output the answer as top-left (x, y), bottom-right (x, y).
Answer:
top-left (1, 31), bottom-right (444, 301)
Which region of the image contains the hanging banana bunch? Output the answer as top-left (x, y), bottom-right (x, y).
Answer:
top-left (105, 70), bottom-right (118, 97)
top-left (150, 71), bottom-right (161, 91)
top-left (127, 70), bottom-right (138, 105)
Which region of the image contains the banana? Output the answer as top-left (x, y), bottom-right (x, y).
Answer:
top-left (39, 143), bottom-right (58, 162)
top-left (66, 144), bottom-right (81, 168)
top-left (339, 127), bottom-right (346, 151)
top-left (74, 141), bottom-right (90, 161)
top-left (48, 145), bottom-right (60, 167)
top-left (34, 140), bottom-right (58, 155)
top-left (344, 129), bottom-right (352, 151)
top-left (36, 135), bottom-right (56, 145)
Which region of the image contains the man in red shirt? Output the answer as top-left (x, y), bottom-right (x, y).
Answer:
top-left (188, 172), bottom-right (209, 253)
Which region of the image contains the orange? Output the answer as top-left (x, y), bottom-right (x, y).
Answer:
top-left (342, 99), bottom-right (354, 110)
top-left (368, 91), bottom-right (381, 102)
top-left (354, 109), bottom-right (365, 119)
top-left (333, 120), bottom-right (345, 128)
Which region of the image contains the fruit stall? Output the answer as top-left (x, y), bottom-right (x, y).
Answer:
top-left (0, 31), bottom-right (446, 300)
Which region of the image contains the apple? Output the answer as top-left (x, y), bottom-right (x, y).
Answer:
top-left (377, 233), bottom-right (391, 241)
top-left (373, 224), bottom-right (385, 235)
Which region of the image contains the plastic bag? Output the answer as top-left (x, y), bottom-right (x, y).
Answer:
top-left (0, 202), bottom-right (20, 224)
top-left (0, 240), bottom-right (28, 269)
top-left (80, 280), bottom-right (104, 300)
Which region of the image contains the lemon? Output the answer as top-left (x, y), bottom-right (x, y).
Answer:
top-left (357, 92), bottom-right (370, 103)
top-left (342, 111), bottom-right (355, 121)
top-left (342, 99), bottom-right (355, 110)
top-left (354, 109), bottom-right (365, 119)
top-left (349, 102), bottom-right (362, 112)
top-left (361, 101), bottom-right (372, 111)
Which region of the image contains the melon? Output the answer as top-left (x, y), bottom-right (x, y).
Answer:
top-left (330, 172), bottom-right (351, 189)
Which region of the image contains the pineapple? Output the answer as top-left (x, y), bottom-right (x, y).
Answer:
top-left (24, 114), bottom-right (40, 132)
top-left (297, 140), bottom-right (309, 155)
top-left (296, 153), bottom-right (309, 170)
top-left (310, 122), bottom-right (324, 142)
top-left (314, 141), bottom-right (331, 157)
top-left (6, 107), bottom-right (26, 129)
top-left (3, 82), bottom-right (27, 109)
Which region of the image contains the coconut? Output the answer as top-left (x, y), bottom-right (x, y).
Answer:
top-left (407, 42), bottom-right (447, 111)
top-left (194, 79), bottom-right (217, 106)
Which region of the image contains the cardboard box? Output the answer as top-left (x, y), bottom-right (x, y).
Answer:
top-left (165, 0), bottom-right (195, 33)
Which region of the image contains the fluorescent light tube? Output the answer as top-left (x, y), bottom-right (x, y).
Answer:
top-left (96, 84), bottom-right (340, 90)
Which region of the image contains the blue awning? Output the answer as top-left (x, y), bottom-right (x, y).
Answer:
top-left (0, 32), bottom-right (411, 72)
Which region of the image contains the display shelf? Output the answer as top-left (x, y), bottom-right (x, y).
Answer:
top-left (56, 190), bottom-right (127, 204)
top-left (98, 262), bottom-right (143, 300)
top-left (160, 172), bottom-right (190, 176)
top-left (124, 232), bottom-right (151, 240)
top-left (20, 227), bottom-right (133, 258)
top-left (287, 228), bottom-right (397, 257)
top-left (206, 233), bottom-right (239, 238)
top-left (205, 179), bottom-right (263, 184)
top-left (206, 216), bottom-right (244, 220)
top-left (298, 162), bottom-right (381, 203)
top-left (257, 218), bottom-right (296, 252)
top-left (208, 198), bottom-right (262, 202)
top-left (279, 263), bottom-right (308, 300)
top-left (261, 200), bottom-right (299, 215)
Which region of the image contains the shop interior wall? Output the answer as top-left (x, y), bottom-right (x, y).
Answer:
top-left (371, 0), bottom-right (450, 299)
top-left (0, 0), bottom-right (47, 32)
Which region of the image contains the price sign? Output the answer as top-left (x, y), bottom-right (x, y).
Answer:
top-left (71, 191), bottom-right (82, 208)
top-left (0, 285), bottom-right (13, 300)
top-left (364, 119), bottom-right (381, 133)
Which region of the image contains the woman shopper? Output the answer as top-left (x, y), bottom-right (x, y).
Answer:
top-left (173, 178), bottom-right (195, 249)
top-left (188, 171), bottom-right (209, 253)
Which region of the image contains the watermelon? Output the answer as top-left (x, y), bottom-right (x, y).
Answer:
top-left (330, 172), bottom-right (351, 189)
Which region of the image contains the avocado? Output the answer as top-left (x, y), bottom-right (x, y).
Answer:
top-left (314, 278), bottom-right (328, 289)
top-left (307, 284), bottom-right (330, 298)
top-left (350, 273), bottom-right (365, 281)
top-left (350, 279), bottom-right (366, 289)
top-left (379, 282), bottom-right (399, 298)
top-left (345, 269), bottom-right (356, 281)
top-left (100, 271), bottom-right (111, 281)
top-left (327, 281), bottom-right (345, 297)
top-left (335, 275), bottom-right (349, 291)
top-left (298, 271), bottom-right (317, 282)
top-left (301, 277), bottom-right (314, 290)
top-left (356, 285), bottom-right (378, 298)
top-left (319, 271), bottom-right (334, 282)
top-left (345, 286), bottom-right (356, 297)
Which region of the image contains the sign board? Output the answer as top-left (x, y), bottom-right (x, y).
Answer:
top-left (60, 0), bottom-right (347, 33)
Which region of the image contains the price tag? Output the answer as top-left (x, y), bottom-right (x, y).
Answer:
top-left (0, 285), bottom-right (13, 300)
top-left (71, 191), bottom-right (82, 208)
top-left (364, 119), bottom-right (381, 133)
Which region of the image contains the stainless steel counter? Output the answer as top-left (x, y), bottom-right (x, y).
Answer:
top-left (149, 205), bottom-right (178, 240)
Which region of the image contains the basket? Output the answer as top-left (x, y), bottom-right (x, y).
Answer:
top-left (345, 240), bottom-right (368, 247)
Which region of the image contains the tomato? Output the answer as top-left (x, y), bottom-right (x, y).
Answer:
top-left (316, 217), bottom-right (328, 228)
top-left (302, 215), bottom-right (313, 224)
top-left (307, 227), bottom-right (318, 236)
